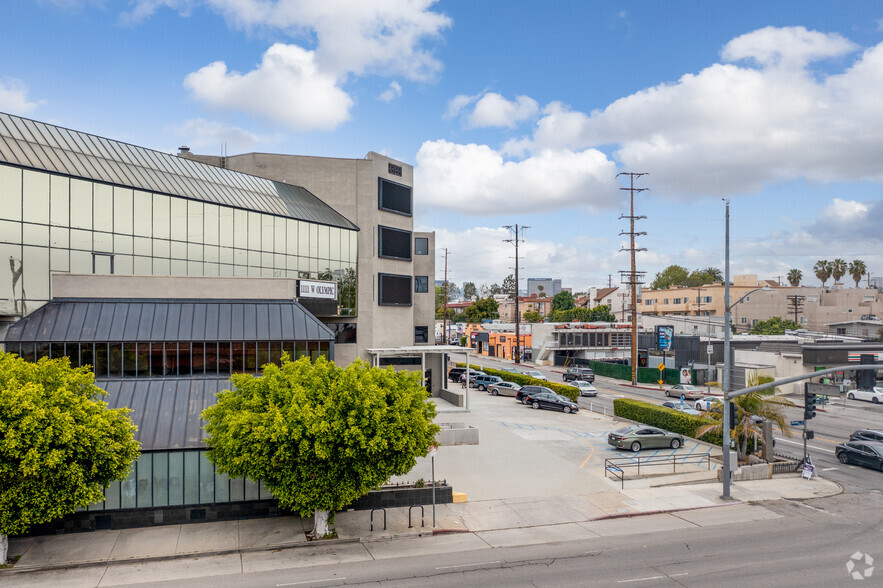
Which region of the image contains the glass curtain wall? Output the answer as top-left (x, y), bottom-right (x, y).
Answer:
top-left (0, 164), bottom-right (358, 315)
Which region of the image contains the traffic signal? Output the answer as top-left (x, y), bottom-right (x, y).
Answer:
top-left (804, 387), bottom-right (817, 421)
top-left (729, 401), bottom-right (737, 429)
top-left (857, 354), bottom-right (878, 390)
top-left (804, 430), bottom-right (815, 440)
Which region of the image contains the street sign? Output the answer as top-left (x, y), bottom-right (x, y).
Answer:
top-left (657, 363), bottom-right (665, 371)
top-left (790, 420), bottom-right (804, 426)
top-left (707, 345), bottom-right (713, 356)
top-left (429, 444), bottom-right (437, 458)
top-left (658, 379), bottom-right (664, 385)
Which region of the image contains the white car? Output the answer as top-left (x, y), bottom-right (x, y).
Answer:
top-left (661, 401), bottom-right (701, 416)
top-left (846, 387), bottom-right (883, 404)
top-left (694, 397), bottom-right (722, 412)
top-left (523, 370), bottom-right (547, 381)
top-left (569, 380), bottom-right (598, 397)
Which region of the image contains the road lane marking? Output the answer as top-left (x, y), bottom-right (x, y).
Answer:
top-left (822, 467), bottom-right (838, 471)
top-left (436, 561), bottom-right (501, 570)
top-left (277, 579), bottom-right (344, 586)
top-left (580, 446), bottom-right (595, 469)
top-left (617, 573), bottom-right (688, 583)
top-left (775, 438), bottom-right (834, 454)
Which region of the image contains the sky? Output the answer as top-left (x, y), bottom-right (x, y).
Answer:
top-left (2, 1), bottom-right (882, 294)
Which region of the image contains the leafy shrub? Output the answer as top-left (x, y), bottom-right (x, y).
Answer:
top-left (454, 363), bottom-right (579, 402)
top-left (613, 398), bottom-right (722, 446)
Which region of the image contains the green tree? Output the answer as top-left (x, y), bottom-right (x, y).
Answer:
top-left (813, 260), bottom-right (832, 286)
top-left (536, 285), bottom-right (545, 296)
top-left (522, 310), bottom-right (543, 323)
top-left (831, 258), bottom-right (847, 284)
top-left (686, 268), bottom-right (720, 287)
top-left (0, 354), bottom-right (140, 563)
top-left (462, 282), bottom-right (477, 300)
top-left (337, 267), bottom-right (357, 316)
top-left (201, 356), bottom-right (439, 539)
top-left (551, 291), bottom-right (575, 312)
top-left (548, 305), bottom-right (615, 323)
top-left (701, 267), bottom-right (723, 282)
top-left (435, 282), bottom-right (457, 319)
top-left (697, 375), bottom-right (793, 460)
top-left (489, 283), bottom-right (502, 295)
top-left (502, 274), bottom-right (516, 298)
top-left (848, 260), bottom-right (867, 287)
top-left (786, 269), bottom-right (802, 287)
top-left (748, 316), bottom-right (801, 335)
top-left (463, 297), bottom-right (499, 322)
top-left (650, 265), bottom-right (690, 290)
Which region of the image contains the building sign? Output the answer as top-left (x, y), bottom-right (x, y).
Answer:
top-left (848, 352), bottom-right (880, 362)
top-left (388, 162), bottom-right (403, 177)
top-left (656, 325), bottom-right (674, 351)
top-left (298, 280), bottom-right (337, 300)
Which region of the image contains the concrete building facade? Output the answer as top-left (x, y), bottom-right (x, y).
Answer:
top-left (527, 278), bottom-right (561, 297)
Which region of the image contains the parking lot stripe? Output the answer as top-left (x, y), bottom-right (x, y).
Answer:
top-left (580, 446), bottom-right (595, 469)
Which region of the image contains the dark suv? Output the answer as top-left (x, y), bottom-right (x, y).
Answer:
top-left (563, 367), bottom-right (595, 383)
top-left (448, 367), bottom-right (466, 382)
top-left (849, 429), bottom-right (883, 443)
top-left (516, 384), bottom-right (555, 405)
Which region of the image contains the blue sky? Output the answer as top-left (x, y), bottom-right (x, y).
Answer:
top-left (2, 1), bottom-right (882, 293)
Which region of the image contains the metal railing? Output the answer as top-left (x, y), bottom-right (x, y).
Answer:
top-left (604, 452), bottom-right (713, 489)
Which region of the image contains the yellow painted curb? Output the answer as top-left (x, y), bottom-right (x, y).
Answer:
top-left (452, 491), bottom-right (467, 503)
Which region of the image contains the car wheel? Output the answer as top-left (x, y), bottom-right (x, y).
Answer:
top-left (564, 406), bottom-right (572, 414)
top-left (848, 393), bottom-right (855, 400)
top-left (665, 390), bottom-right (671, 397)
top-left (478, 384), bottom-right (486, 391)
top-left (873, 397), bottom-right (880, 404)
top-left (522, 397), bottom-right (530, 405)
top-left (492, 389), bottom-right (498, 396)
top-left (670, 439), bottom-right (681, 449)
top-left (532, 401), bottom-right (540, 410)
top-left (630, 441), bottom-right (641, 453)
top-left (837, 452), bottom-right (849, 464)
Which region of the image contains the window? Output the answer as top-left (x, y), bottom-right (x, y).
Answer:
top-left (378, 226), bottom-right (412, 260)
top-left (415, 237), bottom-right (428, 255)
top-left (378, 273), bottom-right (412, 306)
top-left (741, 317), bottom-right (747, 324)
top-left (673, 298), bottom-right (681, 304)
top-left (331, 323), bottom-right (357, 344)
top-left (415, 326), bottom-right (429, 343)
top-left (663, 299), bottom-right (669, 304)
top-left (415, 276), bottom-right (428, 293)
top-left (378, 178), bottom-right (412, 216)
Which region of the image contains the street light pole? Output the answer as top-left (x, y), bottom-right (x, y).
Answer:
top-left (722, 199), bottom-right (732, 500)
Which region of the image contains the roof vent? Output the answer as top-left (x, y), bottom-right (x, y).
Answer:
top-left (178, 146), bottom-right (190, 154)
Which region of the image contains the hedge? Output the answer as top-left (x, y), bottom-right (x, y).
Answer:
top-left (613, 397), bottom-right (723, 446)
top-left (454, 363), bottom-right (579, 402)
top-left (585, 360), bottom-right (694, 386)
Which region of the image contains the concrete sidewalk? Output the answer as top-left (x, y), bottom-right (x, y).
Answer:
top-left (4, 475), bottom-right (840, 576)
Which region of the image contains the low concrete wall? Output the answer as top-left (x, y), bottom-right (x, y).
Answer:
top-left (437, 422), bottom-right (479, 445)
top-left (437, 388), bottom-right (465, 407)
top-left (717, 462), bottom-right (772, 481)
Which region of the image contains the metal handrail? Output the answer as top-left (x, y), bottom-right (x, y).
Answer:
top-left (604, 452), bottom-right (712, 489)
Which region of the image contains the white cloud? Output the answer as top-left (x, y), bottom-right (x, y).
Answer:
top-left (415, 140), bottom-right (618, 215)
top-left (0, 78), bottom-right (44, 114)
top-left (378, 80), bottom-right (402, 103)
top-left (167, 118), bottom-right (281, 152)
top-left (721, 26), bottom-right (857, 68)
top-left (445, 93), bottom-right (479, 119)
top-left (467, 93), bottom-right (539, 128)
top-left (184, 43), bottom-right (353, 131)
top-left (822, 198), bottom-right (869, 222)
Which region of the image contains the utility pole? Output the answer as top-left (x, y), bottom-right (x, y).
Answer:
top-left (607, 274), bottom-right (613, 288)
top-left (504, 225), bottom-right (529, 364)
top-left (786, 294), bottom-right (804, 324)
top-left (618, 173), bottom-right (648, 386)
top-left (441, 248), bottom-right (450, 344)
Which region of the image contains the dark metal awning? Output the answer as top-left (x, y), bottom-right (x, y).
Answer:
top-left (4, 298), bottom-right (334, 343)
top-left (97, 377), bottom-right (230, 451)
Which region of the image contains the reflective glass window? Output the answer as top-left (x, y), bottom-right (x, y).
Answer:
top-left (23, 245), bottom-right (49, 301)
top-left (204, 244), bottom-right (219, 263)
top-left (229, 476), bottom-right (244, 502)
top-left (286, 220), bottom-right (298, 256)
top-left (132, 191), bottom-right (152, 237)
top-left (164, 342), bottom-right (178, 376)
top-left (133, 256), bottom-right (151, 275)
top-left (330, 227), bottom-right (341, 260)
top-left (199, 451), bottom-right (214, 503)
top-left (220, 207), bottom-right (234, 247)
top-left (136, 453), bottom-right (152, 507)
top-left (133, 236), bottom-right (151, 256)
top-left (69, 179), bottom-right (92, 230)
top-left (115, 255), bottom-right (133, 275)
top-left (71, 250), bottom-right (92, 273)
top-left (113, 187), bottom-right (133, 235)
top-left (217, 341), bottom-right (232, 374)
top-left (295, 341), bottom-right (307, 360)
top-left (244, 342), bottom-right (257, 372)
top-left (318, 224), bottom-right (330, 259)
top-left (308, 341), bottom-right (320, 361)
top-left (136, 343), bottom-right (150, 377)
top-left (93, 232), bottom-right (112, 253)
top-left (80, 343), bottom-right (93, 371)
top-left (282, 342), bottom-right (294, 362)
top-left (204, 204), bottom-right (219, 245)
top-left (231, 341), bottom-right (245, 373)
top-left (93, 342), bottom-right (109, 377)
top-left (171, 241), bottom-right (186, 260)
top-left (104, 480), bottom-right (121, 510)
top-left (49, 175), bottom-right (69, 227)
top-left (108, 343), bottom-right (123, 377)
top-left (233, 209), bottom-right (248, 249)
top-left (0, 221), bottom-right (21, 245)
top-left (93, 183), bottom-right (113, 232)
top-left (187, 200), bottom-right (203, 243)
top-left (298, 221), bottom-right (310, 257)
top-left (170, 197), bottom-right (187, 241)
top-left (152, 452), bottom-right (169, 507)
top-left (248, 212), bottom-right (261, 250)
top-left (168, 451), bottom-right (184, 506)
top-left (120, 466), bottom-right (137, 509)
top-left (415, 237), bottom-right (429, 255)
top-left (0, 164), bottom-right (22, 221)
top-left (178, 341), bottom-right (192, 376)
top-left (153, 238), bottom-right (170, 258)
top-left (35, 342), bottom-right (50, 360)
top-left (415, 276), bottom-right (429, 293)
top-left (257, 341), bottom-right (270, 369)
top-left (248, 250), bottom-right (260, 268)
top-left (214, 470), bottom-right (230, 503)
top-left (262, 214), bottom-right (274, 252)
top-left (49, 248), bottom-right (68, 273)
top-left (204, 342), bottom-right (218, 374)
top-left (152, 193), bottom-right (170, 239)
top-left (22, 169), bottom-right (49, 225)
top-left (113, 234), bottom-right (133, 254)
top-left (191, 342), bottom-right (204, 375)
top-left (244, 477), bottom-right (260, 501)
top-left (23, 223), bottom-right (48, 246)
top-left (20, 343), bottom-right (35, 363)
top-left (153, 257), bottom-right (171, 275)
top-left (50, 342), bottom-right (65, 359)
top-left (274, 217), bottom-right (286, 254)
top-left (184, 451), bottom-right (199, 505)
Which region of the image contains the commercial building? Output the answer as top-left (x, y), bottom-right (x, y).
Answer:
top-left (531, 322), bottom-right (635, 365)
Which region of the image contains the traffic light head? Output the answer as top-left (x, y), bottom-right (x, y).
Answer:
top-left (728, 401), bottom-right (737, 429)
top-left (804, 388), bottom-right (817, 420)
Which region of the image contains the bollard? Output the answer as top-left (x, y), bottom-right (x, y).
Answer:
top-left (370, 507), bottom-right (386, 532)
top-left (408, 505), bottom-right (425, 528)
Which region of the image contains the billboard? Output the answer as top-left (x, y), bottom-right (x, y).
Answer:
top-left (656, 325), bottom-right (674, 351)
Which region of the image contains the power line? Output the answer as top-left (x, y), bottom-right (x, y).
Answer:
top-left (503, 224), bottom-right (529, 364)
top-left (617, 172), bottom-right (648, 386)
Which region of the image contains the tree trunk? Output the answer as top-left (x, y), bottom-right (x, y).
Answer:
top-left (1, 532), bottom-right (8, 565)
top-left (308, 510), bottom-right (330, 539)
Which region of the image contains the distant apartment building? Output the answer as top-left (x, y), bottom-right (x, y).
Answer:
top-left (498, 295), bottom-right (553, 322)
top-left (577, 286), bottom-right (635, 322)
top-left (527, 278), bottom-right (561, 297)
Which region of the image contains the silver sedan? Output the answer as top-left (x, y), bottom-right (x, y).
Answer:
top-left (488, 381), bottom-right (522, 397)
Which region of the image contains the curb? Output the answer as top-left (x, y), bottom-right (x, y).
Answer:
top-left (589, 499), bottom-right (745, 521)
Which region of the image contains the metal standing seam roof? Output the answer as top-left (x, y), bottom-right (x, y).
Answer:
top-left (3, 299), bottom-right (335, 343)
top-left (97, 377), bottom-right (231, 450)
top-left (0, 112), bottom-right (358, 231)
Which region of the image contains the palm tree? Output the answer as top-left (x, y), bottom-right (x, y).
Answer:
top-left (702, 267), bottom-right (723, 282)
top-left (786, 269), bottom-right (802, 287)
top-left (813, 260), bottom-right (832, 287)
top-left (831, 258), bottom-right (847, 284)
top-left (848, 260), bottom-right (867, 287)
top-left (697, 375), bottom-right (794, 461)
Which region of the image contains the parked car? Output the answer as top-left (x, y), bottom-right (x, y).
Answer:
top-left (693, 397), bottom-right (722, 412)
top-left (568, 380), bottom-right (598, 397)
top-left (523, 370), bottom-right (548, 381)
top-left (849, 429), bottom-right (883, 443)
top-left (846, 387), bottom-right (883, 404)
top-left (488, 381), bottom-right (522, 397)
top-left (457, 370), bottom-right (486, 384)
top-left (500, 367), bottom-right (522, 374)
top-left (448, 367), bottom-right (466, 382)
top-left (666, 384), bottom-right (703, 400)
top-left (835, 441), bottom-right (883, 471)
top-left (661, 401), bottom-right (701, 416)
top-left (521, 390), bottom-right (579, 414)
top-left (472, 374), bottom-right (503, 391)
top-left (608, 425), bottom-right (684, 452)
top-left (562, 367), bottom-right (595, 383)
top-left (517, 384), bottom-right (554, 404)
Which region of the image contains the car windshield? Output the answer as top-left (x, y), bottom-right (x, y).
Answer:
top-left (681, 385), bottom-right (699, 391)
top-left (555, 394), bottom-right (569, 402)
top-left (614, 426), bottom-right (638, 435)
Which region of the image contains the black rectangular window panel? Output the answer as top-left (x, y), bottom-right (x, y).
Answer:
top-left (378, 178), bottom-right (412, 216)
top-left (123, 343), bottom-right (137, 377)
top-left (204, 342), bottom-right (219, 375)
top-left (378, 273), bottom-right (412, 306)
top-left (415, 326), bottom-right (429, 344)
top-left (178, 342), bottom-right (192, 376)
top-left (415, 276), bottom-right (429, 293)
top-left (379, 357), bottom-right (421, 366)
top-left (136, 343), bottom-right (150, 377)
top-left (378, 226), bottom-right (412, 260)
top-left (257, 342), bottom-right (270, 369)
top-left (415, 237), bottom-right (428, 255)
top-left (331, 323), bottom-right (357, 344)
top-left (231, 341), bottom-right (245, 373)
top-left (191, 342), bottom-right (205, 376)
